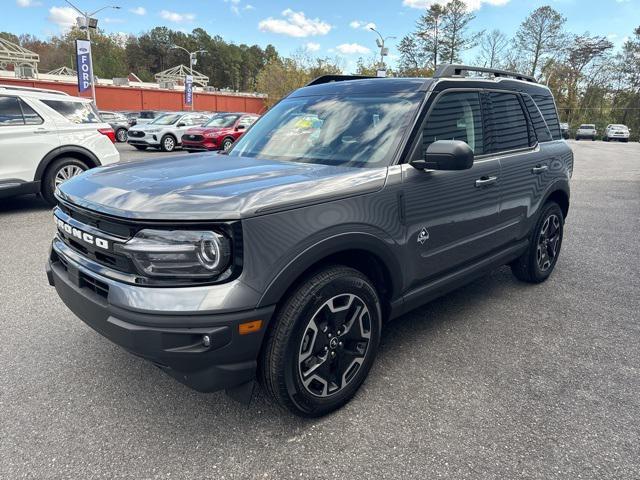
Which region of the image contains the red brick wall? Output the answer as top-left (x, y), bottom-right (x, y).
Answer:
top-left (1, 78), bottom-right (267, 114)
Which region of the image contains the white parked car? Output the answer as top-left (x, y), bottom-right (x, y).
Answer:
top-left (0, 85), bottom-right (120, 205)
top-left (126, 112), bottom-right (211, 152)
top-left (603, 124), bottom-right (630, 142)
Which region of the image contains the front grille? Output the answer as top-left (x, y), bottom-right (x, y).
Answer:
top-left (184, 134), bottom-right (204, 142)
top-left (79, 272), bottom-right (109, 298)
top-left (55, 205), bottom-right (134, 274)
top-left (128, 130), bottom-right (145, 138)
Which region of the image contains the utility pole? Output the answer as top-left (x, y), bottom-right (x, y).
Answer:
top-left (65, 1), bottom-right (120, 106)
top-left (369, 27), bottom-right (396, 77)
top-left (171, 46), bottom-right (207, 111)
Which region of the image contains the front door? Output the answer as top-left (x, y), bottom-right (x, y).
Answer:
top-left (402, 90), bottom-right (502, 288)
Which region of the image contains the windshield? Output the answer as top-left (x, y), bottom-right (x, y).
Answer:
top-left (150, 114), bottom-right (180, 125)
top-left (580, 124), bottom-right (595, 129)
top-left (204, 114), bottom-right (240, 128)
top-left (228, 94), bottom-right (420, 168)
top-left (610, 124), bottom-right (627, 129)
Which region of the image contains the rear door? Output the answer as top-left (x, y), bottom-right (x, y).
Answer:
top-left (487, 91), bottom-right (551, 242)
top-left (401, 89), bottom-right (502, 286)
top-left (0, 95), bottom-right (59, 183)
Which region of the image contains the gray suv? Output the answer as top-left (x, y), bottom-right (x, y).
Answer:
top-left (47, 65), bottom-right (573, 417)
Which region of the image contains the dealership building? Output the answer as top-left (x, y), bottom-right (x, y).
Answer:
top-left (0, 36), bottom-right (266, 114)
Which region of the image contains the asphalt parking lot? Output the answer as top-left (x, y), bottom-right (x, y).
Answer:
top-left (1, 141), bottom-right (639, 479)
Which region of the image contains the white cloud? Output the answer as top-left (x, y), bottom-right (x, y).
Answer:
top-left (224, 0), bottom-right (241, 15)
top-left (103, 17), bottom-right (125, 24)
top-left (336, 43), bottom-right (371, 55)
top-left (305, 42), bottom-right (321, 52)
top-left (244, 4), bottom-right (255, 10)
top-left (48, 6), bottom-right (77, 30)
top-left (350, 20), bottom-right (376, 30)
top-left (258, 9), bottom-right (332, 37)
top-left (130, 7), bottom-right (146, 16)
top-left (402, 0), bottom-right (510, 11)
top-left (159, 10), bottom-right (196, 23)
top-left (17, 0), bottom-right (42, 7)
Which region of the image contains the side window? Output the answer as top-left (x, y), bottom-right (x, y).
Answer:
top-left (487, 92), bottom-right (530, 152)
top-left (238, 116), bottom-right (255, 127)
top-left (0, 96), bottom-right (25, 126)
top-left (522, 94), bottom-right (552, 143)
top-left (19, 99), bottom-right (44, 125)
top-left (531, 94), bottom-right (561, 140)
top-left (422, 91), bottom-right (484, 155)
top-left (41, 100), bottom-right (100, 124)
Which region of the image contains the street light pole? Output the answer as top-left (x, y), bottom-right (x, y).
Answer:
top-left (369, 27), bottom-right (396, 76)
top-left (65, 0), bottom-right (121, 106)
top-left (170, 46), bottom-right (207, 111)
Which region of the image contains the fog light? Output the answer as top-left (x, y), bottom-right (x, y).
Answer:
top-left (202, 335), bottom-right (211, 347)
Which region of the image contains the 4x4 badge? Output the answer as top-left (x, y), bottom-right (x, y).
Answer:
top-left (417, 228), bottom-right (429, 245)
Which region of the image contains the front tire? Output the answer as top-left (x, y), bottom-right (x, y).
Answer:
top-left (41, 157), bottom-right (88, 206)
top-left (511, 201), bottom-right (564, 283)
top-left (160, 135), bottom-right (177, 152)
top-left (260, 266), bottom-right (382, 417)
top-left (221, 137), bottom-right (234, 151)
top-left (115, 128), bottom-right (128, 143)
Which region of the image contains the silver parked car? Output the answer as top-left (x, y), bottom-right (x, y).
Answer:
top-left (603, 124), bottom-right (630, 142)
top-left (127, 112), bottom-right (211, 152)
top-left (99, 111), bottom-right (130, 143)
top-left (575, 124), bottom-right (597, 141)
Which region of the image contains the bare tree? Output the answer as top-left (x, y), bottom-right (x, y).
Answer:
top-left (514, 6), bottom-right (566, 78)
top-left (476, 29), bottom-right (508, 68)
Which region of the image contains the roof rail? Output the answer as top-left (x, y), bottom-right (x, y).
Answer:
top-left (433, 64), bottom-right (537, 83)
top-left (0, 84), bottom-right (70, 96)
top-left (306, 74), bottom-right (376, 86)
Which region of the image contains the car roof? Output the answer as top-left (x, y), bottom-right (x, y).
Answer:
top-left (291, 78), bottom-right (432, 97)
top-left (0, 85), bottom-right (90, 102)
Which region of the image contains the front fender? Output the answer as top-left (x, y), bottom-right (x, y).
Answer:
top-left (256, 230), bottom-right (403, 308)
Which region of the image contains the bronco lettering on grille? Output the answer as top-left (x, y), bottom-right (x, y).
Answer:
top-left (55, 217), bottom-right (109, 250)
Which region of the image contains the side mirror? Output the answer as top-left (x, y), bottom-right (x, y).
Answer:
top-left (410, 140), bottom-right (474, 171)
top-left (177, 122), bottom-right (186, 127)
top-left (236, 124), bottom-right (246, 131)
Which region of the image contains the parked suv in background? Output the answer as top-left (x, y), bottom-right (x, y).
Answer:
top-left (133, 110), bottom-right (165, 125)
top-left (182, 112), bottom-right (260, 152)
top-left (0, 85), bottom-right (119, 205)
top-left (48, 65), bottom-right (572, 417)
top-left (576, 124), bottom-right (597, 140)
top-left (127, 112), bottom-right (210, 152)
top-left (603, 124), bottom-right (630, 142)
top-left (99, 110), bottom-right (130, 143)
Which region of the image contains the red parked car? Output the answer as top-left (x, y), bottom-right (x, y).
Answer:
top-left (182, 112), bottom-right (260, 152)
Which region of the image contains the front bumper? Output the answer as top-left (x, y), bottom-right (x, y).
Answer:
top-left (47, 245), bottom-right (275, 393)
top-left (127, 133), bottom-right (160, 147)
top-left (182, 139), bottom-right (218, 151)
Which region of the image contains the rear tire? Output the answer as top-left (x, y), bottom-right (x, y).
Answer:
top-left (511, 202), bottom-right (564, 283)
top-left (41, 157), bottom-right (89, 206)
top-left (259, 265), bottom-right (382, 417)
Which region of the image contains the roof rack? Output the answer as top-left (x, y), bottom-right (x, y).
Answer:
top-left (306, 75), bottom-right (376, 86)
top-left (433, 64), bottom-right (536, 83)
top-left (0, 84), bottom-right (70, 96)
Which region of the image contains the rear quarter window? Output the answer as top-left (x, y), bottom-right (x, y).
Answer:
top-left (522, 94), bottom-right (552, 143)
top-left (41, 100), bottom-right (100, 124)
top-left (531, 93), bottom-right (561, 140)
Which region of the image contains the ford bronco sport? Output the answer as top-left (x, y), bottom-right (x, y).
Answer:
top-left (47, 65), bottom-right (573, 417)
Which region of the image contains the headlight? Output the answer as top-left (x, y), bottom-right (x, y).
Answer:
top-left (116, 229), bottom-right (231, 278)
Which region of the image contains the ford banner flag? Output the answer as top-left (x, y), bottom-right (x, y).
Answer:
top-left (185, 75), bottom-right (194, 106)
top-left (76, 39), bottom-right (93, 93)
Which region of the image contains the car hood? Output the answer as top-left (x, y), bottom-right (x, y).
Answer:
top-left (56, 153), bottom-right (388, 220)
top-left (130, 123), bottom-right (171, 131)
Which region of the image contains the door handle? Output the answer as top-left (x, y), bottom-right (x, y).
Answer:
top-left (475, 176), bottom-right (498, 188)
top-left (33, 129), bottom-right (51, 134)
top-left (532, 165), bottom-right (549, 174)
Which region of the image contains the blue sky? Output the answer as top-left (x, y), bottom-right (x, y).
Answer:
top-left (5, 0), bottom-right (640, 72)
